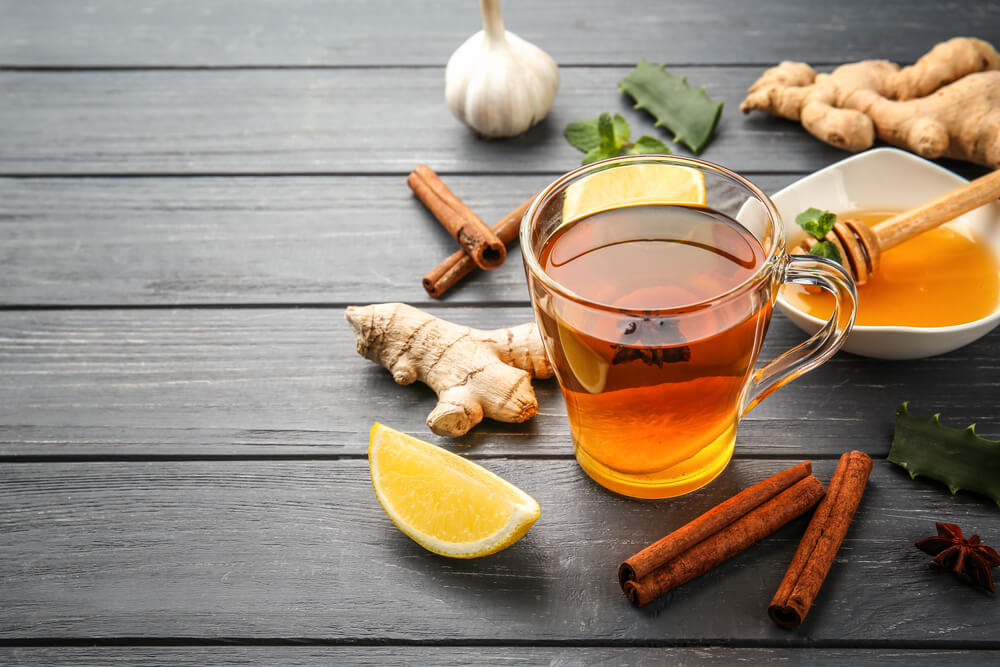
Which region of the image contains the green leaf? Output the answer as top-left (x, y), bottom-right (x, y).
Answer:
top-left (809, 240), bottom-right (842, 264)
top-left (612, 113), bottom-right (631, 145)
top-left (564, 119), bottom-right (601, 153)
top-left (597, 112), bottom-right (620, 154)
top-left (568, 112), bottom-right (624, 164)
top-left (566, 114), bottom-right (626, 164)
top-left (796, 207), bottom-right (837, 239)
top-left (618, 59), bottom-right (724, 154)
top-left (888, 403), bottom-right (1000, 507)
top-left (582, 147), bottom-right (612, 164)
top-left (630, 135), bottom-right (672, 155)
top-left (565, 112), bottom-right (660, 164)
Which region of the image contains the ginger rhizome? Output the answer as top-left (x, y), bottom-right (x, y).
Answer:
top-left (740, 37), bottom-right (1000, 168)
top-left (345, 303), bottom-right (553, 437)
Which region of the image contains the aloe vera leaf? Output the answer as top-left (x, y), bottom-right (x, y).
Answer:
top-left (888, 403), bottom-right (1000, 507)
top-left (618, 60), bottom-right (724, 154)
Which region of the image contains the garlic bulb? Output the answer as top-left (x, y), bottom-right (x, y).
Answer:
top-left (445, 0), bottom-right (559, 139)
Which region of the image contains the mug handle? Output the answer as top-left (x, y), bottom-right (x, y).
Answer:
top-left (742, 255), bottom-right (857, 415)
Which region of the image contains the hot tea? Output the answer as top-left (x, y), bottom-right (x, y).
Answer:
top-left (522, 156), bottom-right (856, 499)
top-left (537, 204), bottom-right (770, 496)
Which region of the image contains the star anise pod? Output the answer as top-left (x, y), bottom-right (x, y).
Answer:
top-left (915, 522), bottom-right (1000, 593)
top-left (611, 344), bottom-right (690, 367)
top-left (612, 318), bottom-right (690, 367)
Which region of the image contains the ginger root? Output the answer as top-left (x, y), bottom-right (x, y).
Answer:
top-left (740, 37), bottom-right (1000, 168)
top-left (345, 303), bottom-right (553, 437)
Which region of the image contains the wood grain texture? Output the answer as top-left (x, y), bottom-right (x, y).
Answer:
top-left (3, 647), bottom-right (999, 665)
top-left (0, 174), bottom-right (804, 306)
top-left (0, 67), bottom-right (869, 176)
top-left (7, 65), bottom-right (993, 179)
top-left (0, 175), bottom-right (548, 306)
top-left (1, 308), bottom-right (996, 458)
top-left (2, 459), bottom-right (999, 642)
top-left (3, 0), bottom-right (999, 654)
top-left (1, 0), bottom-right (997, 67)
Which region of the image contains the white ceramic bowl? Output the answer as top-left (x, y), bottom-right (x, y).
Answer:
top-left (771, 148), bottom-right (1000, 360)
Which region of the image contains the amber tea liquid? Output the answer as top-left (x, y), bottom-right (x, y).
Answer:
top-left (538, 204), bottom-right (770, 497)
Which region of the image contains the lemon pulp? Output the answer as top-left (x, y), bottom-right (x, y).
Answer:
top-left (368, 423), bottom-right (540, 558)
top-left (562, 162), bottom-right (707, 225)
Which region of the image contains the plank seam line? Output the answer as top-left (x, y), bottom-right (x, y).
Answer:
top-left (0, 638), bottom-right (997, 650)
top-left (0, 170), bottom-right (817, 179)
top-left (0, 62), bottom-right (856, 72)
top-left (0, 453), bottom-right (886, 463)
top-left (0, 301), bottom-right (532, 311)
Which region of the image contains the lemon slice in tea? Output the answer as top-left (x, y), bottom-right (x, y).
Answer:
top-left (368, 423), bottom-right (540, 558)
top-left (557, 322), bottom-right (609, 393)
top-left (562, 163), bottom-right (707, 224)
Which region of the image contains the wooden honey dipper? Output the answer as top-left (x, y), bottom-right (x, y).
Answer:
top-left (797, 168), bottom-right (1000, 285)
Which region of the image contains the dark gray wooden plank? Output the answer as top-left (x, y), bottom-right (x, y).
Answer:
top-left (0, 175), bottom-right (546, 306)
top-left (0, 174), bottom-right (803, 306)
top-left (0, 308), bottom-right (996, 457)
top-left (1, 0), bottom-right (997, 67)
top-left (0, 67), bottom-right (861, 176)
top-left (2, 647), bottom-right (998, 665)
top-left (2, 458), bottom-right (998, 641)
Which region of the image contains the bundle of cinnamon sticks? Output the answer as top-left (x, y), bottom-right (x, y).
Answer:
top-left (619, 451), bottom-right (872, 629)
top-left (408, 164), bottom-right (535, 298)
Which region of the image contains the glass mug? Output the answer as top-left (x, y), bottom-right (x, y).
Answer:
top-left (520, 155), bottom-right (857, 499)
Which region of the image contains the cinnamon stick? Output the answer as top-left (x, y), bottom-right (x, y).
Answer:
top-left (619, 461), bottom-right (813, 587)
top-left (622, 474), bottom-right (826, 607)
top-left (768, 450), bottom-right (872, 630)
top-left (408, 164), bottom-right (506, 270)
top-left (423, 197), bottom-right (534, 298)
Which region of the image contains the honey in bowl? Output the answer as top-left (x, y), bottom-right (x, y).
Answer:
top-left (782, 209), bottom-right (1000, 327)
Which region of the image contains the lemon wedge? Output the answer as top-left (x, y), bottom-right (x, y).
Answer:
top-left (368, 423), bottom-right (540, 558)
top-left (562, 162), bottom-right (707, 224)
top-left (557, 323), bottom-right (608, 393)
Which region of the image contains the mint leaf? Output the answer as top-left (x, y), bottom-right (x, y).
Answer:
top-left (809, 240), bottom-right (842, 264)
top-left (597, 112), bottom-right (620, 154)
top-left (565, 113), bottom-right (662, 164)
top-left (629, 135), bottom-right (672, 155)
top-left (795, 208), bottom-right (837, 239)
top-left (564, 119), bottom-right (601, 153)
top-left (612, 113), bottom-right (630, 145)
top-left (573, 112), bottom-right (624, 164)
top-left (582, 147), bottom-right (612, 165)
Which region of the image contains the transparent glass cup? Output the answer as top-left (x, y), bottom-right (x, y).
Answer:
top-left (520, 155), bottom-right (856, 499)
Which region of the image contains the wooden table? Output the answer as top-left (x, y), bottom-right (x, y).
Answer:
top-left (2, 1), bottom-right (999, 664)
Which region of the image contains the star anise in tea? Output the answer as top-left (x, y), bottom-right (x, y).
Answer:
top-left (613, 317), bottom-right (690, 367)
top-left (915, 522), bottom-right (1000, 593)
top-left (611, 344), bottom-right (690, 367)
